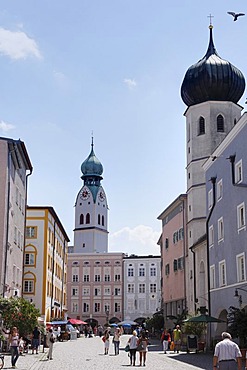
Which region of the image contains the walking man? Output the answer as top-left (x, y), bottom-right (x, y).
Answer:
top-left (213, 332), bottom-right (242, 370)
top-left (173, 325), bottom-right (182, 353)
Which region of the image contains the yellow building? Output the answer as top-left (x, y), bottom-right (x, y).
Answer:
top-left (23, 206), bottom-right (70, 323)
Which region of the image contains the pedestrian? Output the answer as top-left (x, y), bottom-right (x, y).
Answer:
top-left (103, 328), bottom-right (110, 355)
top-left (31, 326), bottom-right (40, 354)
top-left (213, 332), bottom-right (242, 370)
top-left (112, 327), bottom-right (121, 355)
top-left (46, 328), bottom-right (55, 360)
top-left (128, 330), bottom-right (138, 366)
top-left (137, 330), bottom-right (148, 366)
top-left (19, 337), bottom-right (25, 355)
top-left (173, 324), bottom-right (182, 353)
top-left (9, 327), bottom-right (20, 368)
top-left (161, 328), bottom-right (171, 354)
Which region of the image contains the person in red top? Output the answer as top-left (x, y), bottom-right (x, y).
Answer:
top-left (161, 328), bottom-right (171, 354)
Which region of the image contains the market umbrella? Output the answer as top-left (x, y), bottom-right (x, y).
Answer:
top-left (68, 319), bottom-right (87, 325)
top-left (184, 314), bottom-right (225, 323)
top-left (118, 320), bottom-right (138, 326)
top-left (110, 323), bottom-right (118, 327)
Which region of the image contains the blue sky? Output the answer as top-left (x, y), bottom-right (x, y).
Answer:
top-left (0, 1), bottom-right (247, 255)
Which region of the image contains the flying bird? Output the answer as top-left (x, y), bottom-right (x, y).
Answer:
top-left (227, 11), bottom-right (245, 21)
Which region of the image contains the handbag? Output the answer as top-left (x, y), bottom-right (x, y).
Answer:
top-left (137, 341), bottom-right (144, 351)
top-left (124, 344), bottom-right (130, 352)
top-left (102, 336), bottom-right (106, 343)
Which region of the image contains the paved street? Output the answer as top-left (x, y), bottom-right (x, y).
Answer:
top-left (2, 335), bottom-right (244, 370)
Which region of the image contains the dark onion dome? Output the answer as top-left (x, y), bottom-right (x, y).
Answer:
top-left (81, 139), bottom-right (103, 177)
top-left (181, 25), bottom-right (245, 107)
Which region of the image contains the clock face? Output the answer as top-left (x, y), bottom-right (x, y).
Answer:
top-left (98, 189), bottom-right (106, 202)
top-left (80, 187), bottom-right (90, 200)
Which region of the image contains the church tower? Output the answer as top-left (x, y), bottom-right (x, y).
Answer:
top-left (73, 139), bottom-right (108, 253)
top-left (180, 24), bottom-right (245, 311)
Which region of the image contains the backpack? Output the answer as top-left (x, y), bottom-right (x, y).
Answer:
top-left (50, 334), bottom-right (55, 343)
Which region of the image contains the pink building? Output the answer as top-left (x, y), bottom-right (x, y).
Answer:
top-left (158, 194), bottom-right (187, 326)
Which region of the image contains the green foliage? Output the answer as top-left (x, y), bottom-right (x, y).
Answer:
top-left (183, 320), bottom-right (205, 339)
top-left (228, 306), bottom-right (247, 347)
top-left (0, 297), bottom-right (40, 336)
top-left (146, 313), bottom-right (164, 332)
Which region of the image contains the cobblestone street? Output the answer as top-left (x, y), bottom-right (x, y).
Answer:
top-left (1, 335), bottom-right (228, 370)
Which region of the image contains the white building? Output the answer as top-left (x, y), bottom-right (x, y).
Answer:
top-left (123, 255), bottom-right (161, 322)
top-left (0, 137), bottom-right (32, 298)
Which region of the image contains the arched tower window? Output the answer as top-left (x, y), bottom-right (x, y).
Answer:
top-left (217, 114), bottom-right (224, 132)
top-left (198, 116), bottom-right (205, 135)
top-left (86, 213), bottom-right (90, 224)
top-left (80, 214), bottom-right (84, 225)
top-left (102, 215), bottom-right (105, 226)
top-left (98, 214), bottom-right (100, 225)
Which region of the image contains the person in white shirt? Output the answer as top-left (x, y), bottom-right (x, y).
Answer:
top-left (128, 330), bottom-right (138, 366)
top-left (213, 332), bottom-right (242, 370)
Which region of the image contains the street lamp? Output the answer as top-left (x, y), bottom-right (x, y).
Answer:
top-left (234, 287), bottom-right (247, 307)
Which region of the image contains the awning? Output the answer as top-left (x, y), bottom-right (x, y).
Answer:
top-left (68, 319), bottom-right (87, 325)
top-left (46, 321), bottom-right (68, 326)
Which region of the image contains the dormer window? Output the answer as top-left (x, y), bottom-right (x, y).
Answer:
top-left (217, 114), bottom-right (224, 132)
top-left (198, 116), bottom-right (205, 135)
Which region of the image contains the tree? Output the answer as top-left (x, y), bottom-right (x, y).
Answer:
top-left (228, 306), bottom-right (247, 348)
top-left (0, 297), bottom-right (40, 336)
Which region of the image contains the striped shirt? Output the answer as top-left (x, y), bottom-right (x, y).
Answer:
top-left (214, 338), bottom-right (242, 361)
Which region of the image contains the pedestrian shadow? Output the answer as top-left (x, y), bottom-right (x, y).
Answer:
top-left (167, 352), bottom-right (214, 370)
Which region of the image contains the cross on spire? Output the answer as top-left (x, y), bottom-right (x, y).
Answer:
top-left (207, 14), bottom-right (214, 26)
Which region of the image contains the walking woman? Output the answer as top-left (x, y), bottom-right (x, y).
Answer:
top-left (128, 330), bottom-right (138, 366)
top-left (113, 327), bottom-right (121, 355)
top-left (9, 326), bottom-right (20, 369)
top-left (103, 328), bottom-right (110, 355)
top-left (46, 328), bottom-right (55, 360)
top-left (137, 331), bottom-right (148, 366)
top-left (160, 328), bottom-right (171, 354)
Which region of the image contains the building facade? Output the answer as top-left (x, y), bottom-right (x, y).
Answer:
top-left (0, 137), bottom-right (32, 298)
top-left (180, 25), bottom-right (245, 314)
top-left (123, 255), bottom-right (161, 323)
top-left (203, 112), bottom-right (247, 332)
top-left (24, 206), bottom-right (69, 322)
top-left (158, 194), bottom-right (187, 325)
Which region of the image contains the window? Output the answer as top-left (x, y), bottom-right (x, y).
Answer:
top-left (104, 287), bottom-right (111, 295)
top-left (217, 180), bottom-right (223, 201)
top-left (95, 274), bottom-right (100, 282)
top-left (178, 228), bottom-right (184, 240)
top-left (210, 265), bottom-right (215, 289)
top-left (173, 259), bottom-right (178, 272)
top-left (208, 189), bottom-right (213, 209)
top-left (86, 213), bottom-right (90, 224)
top-left (217, 114), bottom-right (224, 132)
top-left (72, 303), bottom-right (78, 312)
top-left (94, 288), bottom-right (101, 296)
top-left (209, 225), bottom-right (214, 247)
top-left (198, 116), bottom-right (205, 135)
top-left (114, 302), bottom-right (121, 313)
top-left (23, 280), bottom-right (34, 293)
top-left (83, 275), bottom-right (89, 282)
top-left (114, 288), bottom-right (121, 296)
top-left (139, 284), bottom-right (145, 293)
top-left (83, 303), bottom-right (89, 312)
top-left (236, 253), bottom-right (246, 282)
top-left (150, 284), bottom-right (157, 293)
top-left (235, 160), bottom-right (243, 183)
top-left (25, 253), bottom-right (35, 266)
top-left (219, 260), bottom-right (226, 286)
top-left (80, 214), bottom-right (84, 224)
top-left (173, 231), bottom-right (178, 244)
top-left (139, 267), bottom-right (145, 277)
top-left (115, 274), bottom-right (120, 281)
top-left (94, 303), bottom-right (100, 312)
top-left (105, 274), bottom-right (110, 282)
top-left (128, 268), bottom-right (134, 277)
top-left (218, 217), bottom-right (224, 241)
top-left (83, 288), bottom-right (90, 295)
top-left (128, 284), bottom-right (134, 293)
top-left (178, 257), bottom-right (184, 270)
top-left (165, 264), bottom-right (170, 275)
top-left (72, 274), bottom-right (79, 282)
top-left (237, 203), bottom-right (246, 230)
top-left (72, 288), bottom-right (78, 296)
top-left (150, 267), bottom-right (156, 277)
top-left (25, 226), bottom-right (37, 239)
top-left (165, 238), bottom-right (169, 249)
top-left (98, 214), bottom-right (100, 225)
top-left (102, 216), bottom-right (104, 226)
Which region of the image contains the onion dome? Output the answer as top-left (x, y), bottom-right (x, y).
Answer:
top-left (81, 138), bottom-right (103, 178)
top-left (181, 25), bottom-right (245, 107)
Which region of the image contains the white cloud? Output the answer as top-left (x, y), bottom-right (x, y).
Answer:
top-left (109, 225), bottom-right (160, 256)
top-left (0, 120), bottom-right (15, 132)
top-left (124, 78), bottom-right (137, 89)
top-left (0, 28), bottom-right (41, 60)
top-left (53, 70), bottom-right (70, 90)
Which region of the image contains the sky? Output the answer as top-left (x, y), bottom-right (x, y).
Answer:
top-left (0, 0), bottom-right (247, 255)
